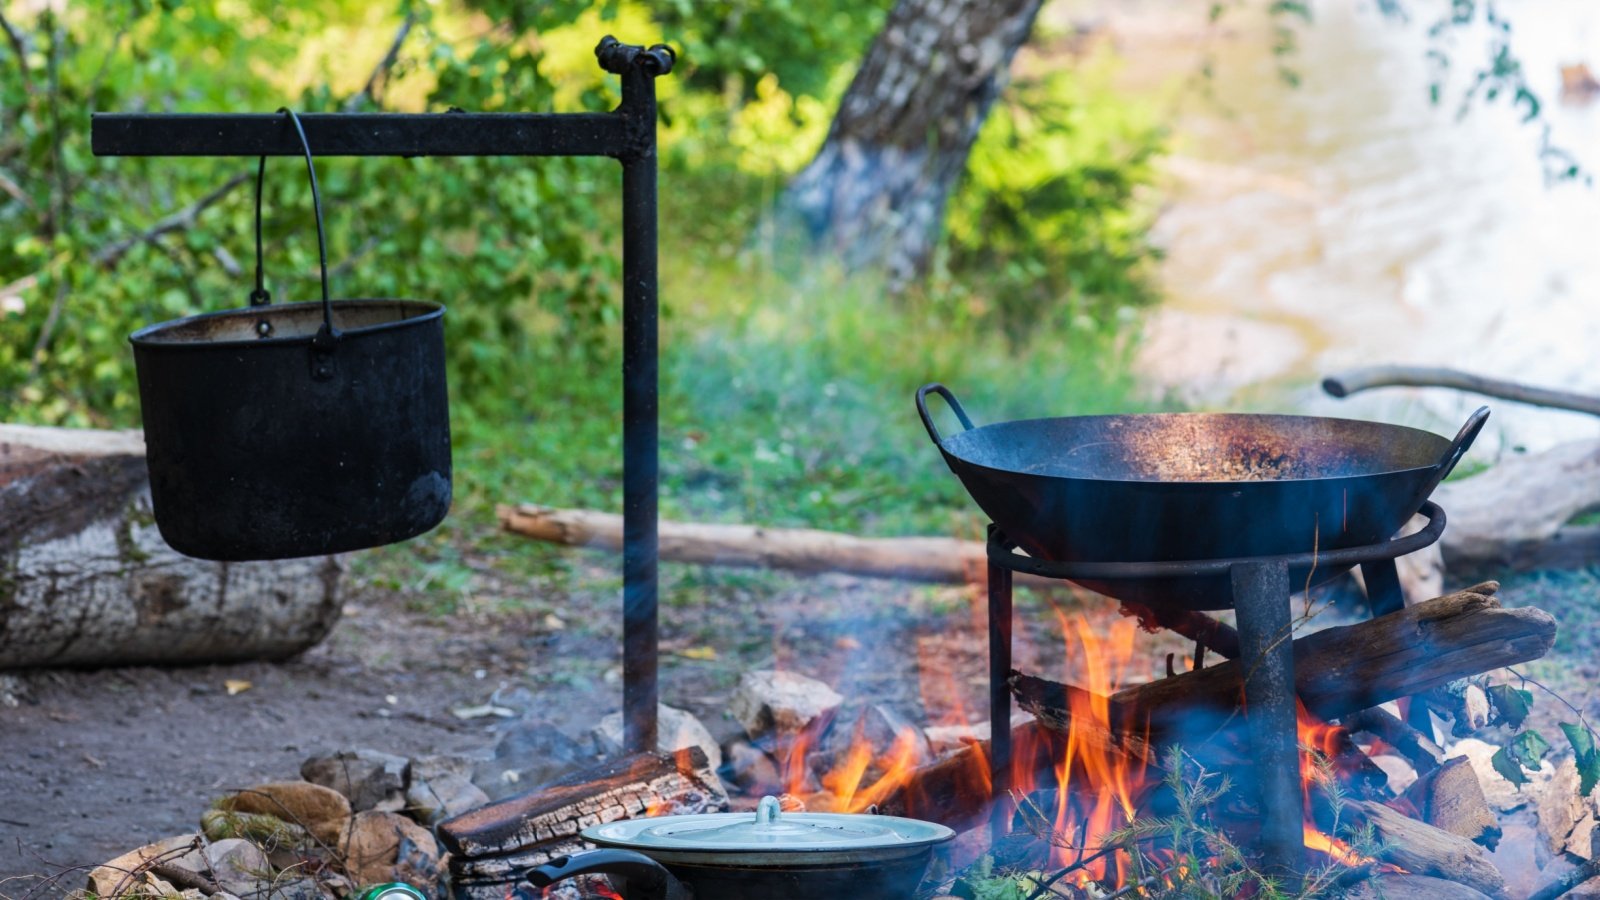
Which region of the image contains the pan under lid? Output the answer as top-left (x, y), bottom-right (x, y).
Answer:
top-left (582, 795), bottom-right (953, 853)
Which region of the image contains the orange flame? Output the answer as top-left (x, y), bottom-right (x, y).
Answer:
top-left (1008, 613), bottom-right (1150, 882)
top-left (1297, 701), bottom-right (1380, 867)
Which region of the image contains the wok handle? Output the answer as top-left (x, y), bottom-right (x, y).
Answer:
top-left (916, 383), bottom-right (976, 449)
top-left (522, 849), bottom-right (691, 900)
top-left (1419, 405), bottom-right (1491, 499)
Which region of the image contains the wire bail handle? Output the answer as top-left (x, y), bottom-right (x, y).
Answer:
top-left (250, 108), bottom-right (339, 354)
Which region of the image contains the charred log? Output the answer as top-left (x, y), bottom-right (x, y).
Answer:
top-left (438, 749), bottom-right (727, 862)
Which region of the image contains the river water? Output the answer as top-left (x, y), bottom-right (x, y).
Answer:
top-left (1096, 0), bottom-right (1600, 454)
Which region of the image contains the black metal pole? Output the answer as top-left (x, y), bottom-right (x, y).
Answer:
top-left (1230, 559), bottom-right (1304, 877)
top-left (616, 52), bottom-right (662, 756)
top-left (987, 525), bottom-right (1014, 841)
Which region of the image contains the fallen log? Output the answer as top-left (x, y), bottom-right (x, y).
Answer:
top-left (1349, 800), bottom-right (1508, 898)
top-left (0, 425), bottom-right (342, 668)
top-left (1435, 438), bottom-right (1600, 571)
top-left (1322, 366), bottom-right (1600, 572)
top-left (498, 502), bottom-right (1086, 592)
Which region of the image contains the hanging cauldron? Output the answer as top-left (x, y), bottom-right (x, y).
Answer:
top-left (129, 109), bottom-right (450, 561)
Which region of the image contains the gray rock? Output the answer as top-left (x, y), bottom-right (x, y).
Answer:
top-left (411, 753), bottom-right (480, 783)
top-left (473, 720), bottom-right (589, 800)
top-left (721, 739), bottom-right (782, 795)
top-left (819, 704), bottom-right (931, 770)
top-left (406, 772), bottom-right (490, 826)
top-left (729, 670), bottom-right (842, 740)
top-left (300, 748), bottom-right (410, 812)
top-left (593, 703), bottom-right (723, 770)
top-left (203, 839), bottom-right (270, 896)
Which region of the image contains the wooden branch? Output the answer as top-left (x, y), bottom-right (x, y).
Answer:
top-left (1349, 800), bottom-right (1508, 898)
top-left (1120, 603), bottom-right (1240, 660)
top-left (343, 13), bottom-right (416, 112)
top-left (1111, 587), bottom-right (1555, 732)
top-left (498, 503), bottom-right (1084, 593)
top-left (1344, 707), bottom-right (1443, 775)
top-left (92, 173), bottom-right (250, 269)
top-left (0, 8), bottom-right (31, 90)
top-left (1323, 365), bottom-right (1600, 417)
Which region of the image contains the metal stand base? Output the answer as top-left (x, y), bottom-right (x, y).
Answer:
top-left (981, 507), bottom-right (1447, 869)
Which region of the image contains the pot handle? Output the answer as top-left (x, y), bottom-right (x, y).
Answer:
top-left (1417, 405), bottom-right (1491, 501)
top-left (523, 849), bottom-right (692, 900)
top-left (248, 109), bottom-right (340, 350)
top-left (916, 383), bottom-right (976, 450)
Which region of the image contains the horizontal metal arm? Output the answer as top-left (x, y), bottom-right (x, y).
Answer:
top-left (90, 111), bottom-right (632, 158)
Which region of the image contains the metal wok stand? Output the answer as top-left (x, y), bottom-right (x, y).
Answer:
top-left (90, 36), bottom-right (674, 755)
top-left (983, 500), bottom-right (1446, 874)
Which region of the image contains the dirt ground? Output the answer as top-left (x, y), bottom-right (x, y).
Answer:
top-left (0, 546), bottom-right (1589, 897)
top-left (0, 546), bottom-right (1182, 894)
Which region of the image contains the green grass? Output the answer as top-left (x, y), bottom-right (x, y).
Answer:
top-left (352, 190), bottom-right (1155, 605)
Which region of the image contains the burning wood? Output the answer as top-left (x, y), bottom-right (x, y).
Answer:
top-left (1110, 586), bottom-right (1555, 731)
top-left (438, 748), bottom-right (726, 895)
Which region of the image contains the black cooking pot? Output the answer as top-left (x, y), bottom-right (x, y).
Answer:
top-left (129, 110), bottom-right (450, 561)
top-left (523, 796), bottom-right (954, 900)
top-left (918, 384), bottom-right (1488, 608)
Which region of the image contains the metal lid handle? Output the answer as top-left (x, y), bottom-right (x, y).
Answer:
top-left (916, 383), bottom-right (976, 449)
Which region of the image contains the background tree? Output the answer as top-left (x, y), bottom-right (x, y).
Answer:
top-left (781, 0), bottom-right (1047, 288)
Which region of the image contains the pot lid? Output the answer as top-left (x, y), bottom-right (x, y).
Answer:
top-left (582, 796), bottom-right (954, 853)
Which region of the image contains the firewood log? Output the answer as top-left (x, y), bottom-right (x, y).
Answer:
top-left (1010, 589), bottom-right (1551, 741)
top-left (1111, 588), bottom-right (1555, 733)
top-left (1401, 756), bottom-right (1501, 848)
top-left (1348, 800), bottom-right (1508, 898)
top-left (437, 748), bottom-right (727, 860)
top-left (0, 425), bottom-right (342, 668)
top-left (1343, 706), bottom-right (1444, 774)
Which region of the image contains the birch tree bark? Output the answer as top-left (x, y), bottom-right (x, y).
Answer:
top-left (782, 0), bottom-right (1044, 286)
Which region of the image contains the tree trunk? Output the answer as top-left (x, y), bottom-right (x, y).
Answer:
top-left (782, 0), bottom-right (1044, 286)
top-left (0, 424), bottom-right (342, 668)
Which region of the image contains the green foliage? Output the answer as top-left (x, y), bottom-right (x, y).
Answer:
top-left (0, 1), bottom-right (620, 429)
top-left (1486, 683), bottom-right (1533, 728)
top-left (649, 0), bottom-right (890, 102)
top-left (1562, 722), bottom-right (1600, 797)
top-left (1492, 729), bottom-right (1551, 788)
top-left (0, 0), bottom-right (1165, 544)
top-left (940, 53), bottom-right (1165, 344)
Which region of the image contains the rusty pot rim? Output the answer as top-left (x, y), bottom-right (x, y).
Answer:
top-left (129, 298), bottom-right (444, 351)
